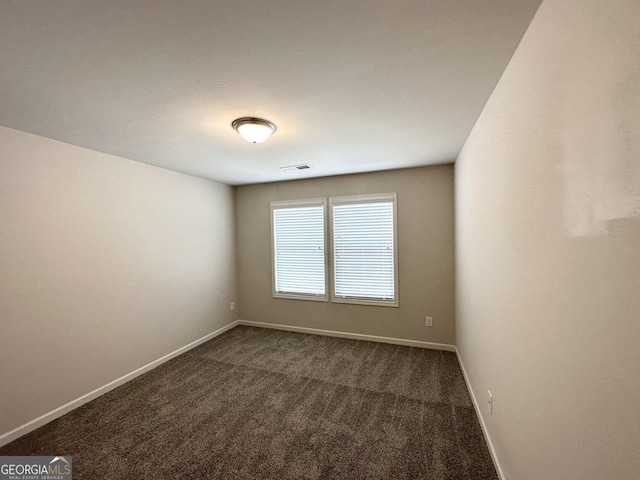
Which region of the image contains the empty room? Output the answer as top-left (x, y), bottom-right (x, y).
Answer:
top-left (1, 1), bottom-right (638, 479)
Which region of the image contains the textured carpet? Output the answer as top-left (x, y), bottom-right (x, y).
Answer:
top-left (0, 326), bottom-right (497, 479)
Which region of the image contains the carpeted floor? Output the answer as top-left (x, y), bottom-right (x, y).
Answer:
top-left (0, 326), bottom-right (497, 479)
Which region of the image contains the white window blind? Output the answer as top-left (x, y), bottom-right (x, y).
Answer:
top-left (331, 194), bottom-right (397, 306)
top-left (271, 200), bottom-right (327, 299)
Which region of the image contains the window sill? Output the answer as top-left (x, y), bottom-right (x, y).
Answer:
top-left (331, 297), bottom-right (399, 308)
top-left (273, 293), bottom-right (329, 302)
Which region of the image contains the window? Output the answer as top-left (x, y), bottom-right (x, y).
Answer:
top-left (270, 194), bottom-right (398, 307)
top-left (330, 194), bottom-right (398, 306)
top-left (271, 199), bottom-right (327, 301)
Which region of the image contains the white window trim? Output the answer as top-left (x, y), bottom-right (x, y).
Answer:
top-left (270, 198), bottom-right (329, 302)
top-left (329, 193), bottom-right (399, 308)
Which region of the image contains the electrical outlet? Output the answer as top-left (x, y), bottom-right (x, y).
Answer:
top-left (230, 302), bottom-right (235, 311)
top-left (488, 390), bottom-right (493, 415)
top-left (425, 316), bottom-right (433, 327)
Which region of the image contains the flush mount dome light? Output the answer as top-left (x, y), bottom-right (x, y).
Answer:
top-left (231, 117), bottom-right (276, 144)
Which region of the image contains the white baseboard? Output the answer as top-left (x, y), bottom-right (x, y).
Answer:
top-left (0, 320), bottom-right (240, 448)
top-left (455, 348), bottom-right (505, 480)
top-left (237, 319), bottom-right (456, 352)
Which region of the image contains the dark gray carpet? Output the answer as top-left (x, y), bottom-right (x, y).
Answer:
top-left (0, 326), bottom-right (497, 479)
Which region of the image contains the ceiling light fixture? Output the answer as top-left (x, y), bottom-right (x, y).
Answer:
top-left (231, 117), bottom-right (276, 144)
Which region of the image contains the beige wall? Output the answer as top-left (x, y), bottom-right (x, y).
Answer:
top-left (0, 126), bottom-right (237, 438)
top-left (236, 166), bottom-right (455, 345)
top-left (455, 1), bottom-right (640, 479)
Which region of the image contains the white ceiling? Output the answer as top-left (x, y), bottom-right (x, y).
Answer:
top-left (0, 1), bottom-right (541, 186)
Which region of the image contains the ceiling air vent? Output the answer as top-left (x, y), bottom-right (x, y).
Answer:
top-left (279, 164), bottom-right (312, 172)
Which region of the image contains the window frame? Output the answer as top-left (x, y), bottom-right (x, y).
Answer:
top-left (329, 193), bottom-right (399, 307)
top-left (270, 198), bottom-right (329, 302)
